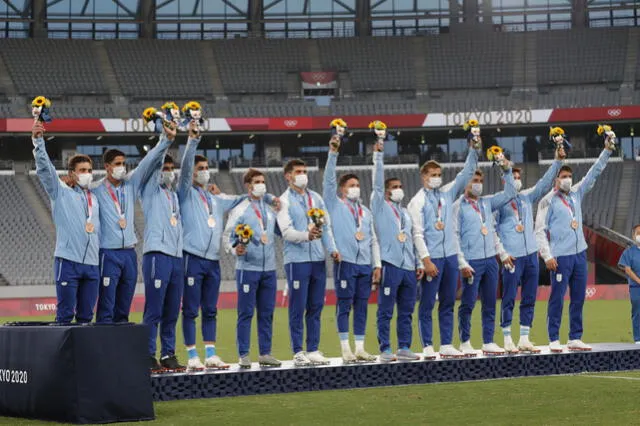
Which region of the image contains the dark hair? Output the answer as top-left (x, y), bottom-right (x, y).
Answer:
top-left (194, 154), bottom-right (208, 165)
top-left (558, 165), bottom-right (573, 176)
top-left (474, 169), bottom-right (484, 177)
top-left (103, 149), bottom-right (125, 165)
top-left (67, 154), bottom-right (92, 172)
top-left (243, 168), bottom-right (264, 184)
top-left (284, 159), bottom-right (306, 174)
top-left (385, 177), bottom-right (400, 191)
top-left (633, 224), bottom-right (640, 234)
top-left (163, 154), bottom-right (174, 165)
top-left (339, 173), bottom-right (359, 188)
top-left (512, 167), bottom-right (522, 174)
top-left (420, 160), bottom-right (441, 175)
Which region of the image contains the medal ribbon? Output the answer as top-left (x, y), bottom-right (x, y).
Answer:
top-left (162, 186), bottom-right (177, 216)
top-left (105, 181), bottom-right (124, 218)
top-left (251, 200), bottom-right (266, 233)
top-left (84, 189), bottom-right (93, 221)
top-left (510, 198), bottom-right (522, 225)
top-left (342, 198), bottom-right (363, 231)
top-left (296, 190), bottom-right (314, 224)
top-left (386, 200), bottom-right (404, 232)
top-left (425, 189), bottom-right (443, 222)
top-left (196, 186), bottom-right (212, 217)
top-left (556, 190), bottom-right (575, 219)
top-left (466, 197), bottom-right (485, 226)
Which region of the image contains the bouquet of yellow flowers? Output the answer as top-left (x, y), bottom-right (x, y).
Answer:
top-left (369, 120), bottom-right (392, 147)
top-left (549, 126), bottom-right (572, 152)
top-left (235, 224), bottom-right (254, 245)
top-left (161, 102), bottom-right (181, 126)
top-left (307, 208), bottom-right (325, 229)
top-left (486, 145), bottom-right (510, 171)
top-left (31, 96), bottom-right (52, 123)
top-left (142, 107), bottom-right (169, 134)
top-left (597, 124), bottom-right (617, 150)
top-left (181, 100), bottom-right (205, 132)
top-left (330, 118), bottom-right (348, 149)
top-left (463, 119), bottom-right (481, 149)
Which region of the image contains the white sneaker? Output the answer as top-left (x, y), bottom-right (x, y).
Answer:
top-left (567, 340), bottom-right (592, 351)
top-left (293, 351), bottom-right (311, 367)
top-left (205, 355), bottom-right (229, 370)
top-left (503, 336), bottom-right (519, 354)
top-left (549, 340), bottom-right (564, 353)
top-left (459, 340), bottom-right (479, 357)
top-left (422, 345), bottom-right (437, 360)
top-left (342, 347), bottom-right (357, 364)
top-left (355, 349), bottom-right (377, 362)
top-left (186, 357), bottom-right (205, 372)
top-left (439, 345), bottom-right (464, 359)
top-left (518, 338), bottom-right (541, 354)
top-left (482, 342), bottom-right (506, 356)
top-left (306, 351), bottom-right (330, 365)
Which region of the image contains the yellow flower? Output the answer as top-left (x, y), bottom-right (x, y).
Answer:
top-left (161, 102), bottom-right (178, 111)
top-left (31, 96), bottom-right (50, 108)
top-left (182, 101), bottom-right (201, 112)
top-left (486, 146), bottom-right (503, 161)
top-left (142, 107), bottom-right (157, 122)
top-left (330, 118), bottom-right (347, 128)
top-left (549, 127), bottom-right (565, 137)
top-left (235, 224), bottom-right (244, 234)
top-left (597, 124), bottom-right (612, 136)
top-left (368, 120), bottom-right (387, 130)
top-left (462, 119), bottom-right (479, 131)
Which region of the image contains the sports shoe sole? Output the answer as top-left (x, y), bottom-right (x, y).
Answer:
top-left (397, 356), bottom-right (421, 361)
top-left (355, 356), bottom-right (377, 363)
top-left (482, 351), bottom-right (506, 357)
top-left (505, 349), bottom-right (520, 354)
top-left (567, 347), bottom-right (592, 352)
top-left (238, 363), bottom-right (252, 369)
top-left (550, 348), bottom-right (564, 353)
top-left (462, 352), bottom-right (478, 358)
top-left (187, 367), bottom-right (205, 373)
top-left (160, 367), bottom-right (186, 373)
top-left (205, 365), bottom-right (230, 370)
top-left (259, 363), bottom-right (282, 368)
top-left (518, 347), bottom-right (541, 354)
top-left (422, 354), bottom-right (437, 360)
top-left (310, 361), bottom-right (331, 365)
top-left (440, 353), bottom-right (465, 359)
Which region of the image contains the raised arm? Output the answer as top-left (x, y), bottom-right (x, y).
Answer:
top-left (216, 193), bottom-right (249, 213)
top-left (371, 150), bottom-right (385, 212)
top-left (32, 136), bottom-right (61, 200)
top-left (319, 197), bottom-right (338, 253)
top-left (535, 193), bottom-right (553, 262)
top-left (527, 159), bottom-right (562, 204)
top-left (276, 196), bottom-right (310, 243)
top-left (322, 151), bottom-right (339, 210)
top-left (129, 133), bottom-right (174, 193)
top-left (575, 148), bottom-right (612, 199)
top-left (489, 168), bottom-right (516, 211)
top-left (177, 136), bottom-right (200, 201)
top-left (408, 193), bottom-right (429, 260)
top-left (443, 147), bottom-right (479, 196)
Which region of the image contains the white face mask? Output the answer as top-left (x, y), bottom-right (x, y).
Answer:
top-left (252, 183), bottom-right (266, 198)
top-left (195, 170), bottom-right (210, 186)
top-left (390, 188), bottom-right (404, 203)
top-left (346, 187), bottom-right (360, 200)
top-left (428, 177), bottom-right (442, 189)
top-left (162, 171), bottom-right (175, 186)
top-left (559, 177), bottom-right (572, 192)
top-left (293, 174), bottom-right (308, 189)
top-left (635, 235), bottom-right (640, 244)
top-left (76, 173), bottom-right (93, 189)
top-left (471, 183), bottom-right (483, 197)
top-left (111, 166), bottom-right (126, 181)
top-left (514, 179), bottom-right (522, 192)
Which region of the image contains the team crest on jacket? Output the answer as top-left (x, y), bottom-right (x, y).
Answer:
top-left (61, 281), bottom-right (68, 287)
top-left (293, 280), bottom-right (300, 290)
top-left (188, 277), bottom-right (195, 287)
top-left (154, 279), bottom-right (162, 289)
top-left (103, 277), bottom-right (110, 287)
top-left (340, 280), bottom-right (347, 289)
top-left (243, 284), bottom-right (250, 293)
top-left (384, 287), bottom-right (390, 296)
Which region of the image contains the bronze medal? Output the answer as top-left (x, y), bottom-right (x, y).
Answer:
top-left (170, 216), bottom-right (178, 227)
top-left (207, 216), bottom-right (216, 228)
top-left (118, 217), bottom-right (127, 229)
top-left (435, 221), bottom-right (445, 231)
top-left (571, 219), bottom-right (579, 230)
top-left (397, 232), bottom-right (407, 243)
top-left (261, 234), bottom-right (269, 245)
top-left (481, 226), bottom-right (488, 236)
top-left (355, 231), bottom-right (365, 241)
top-left (85, 222), bottom-right (95, 233)
top-left (515, 223), bottom-right (524, 233)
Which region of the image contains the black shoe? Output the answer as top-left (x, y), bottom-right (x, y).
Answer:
top-left (160, 354), bottom-right (185, 371)
top-left (150, 356), bottom-right (161, 372)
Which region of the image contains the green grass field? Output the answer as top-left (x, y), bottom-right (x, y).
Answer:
top-left (0, 299), bottom-right (638, 425)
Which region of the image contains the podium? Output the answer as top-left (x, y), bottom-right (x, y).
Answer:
top-left (0, 323), bottom-right (154, 424)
